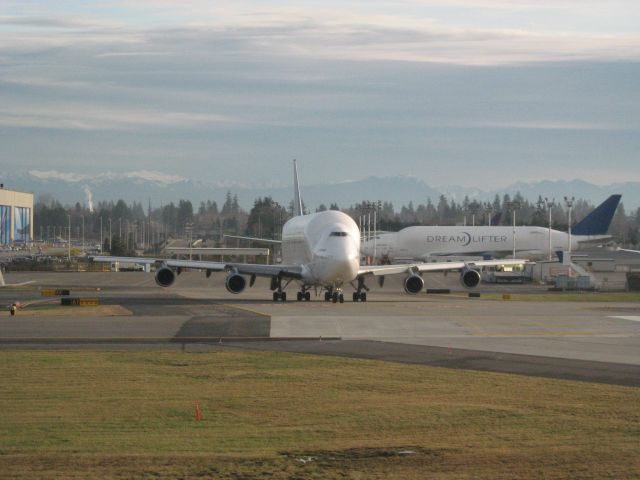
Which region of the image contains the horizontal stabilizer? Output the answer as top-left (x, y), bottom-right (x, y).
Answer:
top-left (572, 194), bottom-right (621, 236)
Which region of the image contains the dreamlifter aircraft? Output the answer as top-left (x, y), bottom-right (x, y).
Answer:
top-left (362, 195), bottom-right (621, 262)
top-left (93, 161), bottom-right (527, 303)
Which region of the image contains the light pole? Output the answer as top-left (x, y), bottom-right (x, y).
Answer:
top-left (485, 202), bottom-right (493, 226)
top-left (564, 196), bottom-right (575, 253)
top-left (469, 201), bottom-right (481, 227)
top-left (108, 218), bottom-right (112, 252)
top-left (67, 214), bottom-right (71, 261)
top-left (100, 216), bottom-right (103, 254)
top-left (544, 198), bottom-right (555, 260)
top-left (505, 201), bottom-right (520, 258)
top-left (81, 215), bottom-right (84, 256)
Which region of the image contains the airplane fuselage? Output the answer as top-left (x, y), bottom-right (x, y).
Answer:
top-left (282, 210), bottom-right (360, 287)
top-left (362, 226), bottom-right (610, 261)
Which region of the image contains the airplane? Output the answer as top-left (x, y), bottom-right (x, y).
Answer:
top-left (362, 195), bottom-right (621, 262)
top-left (92, 161), bottom-right (529, 303)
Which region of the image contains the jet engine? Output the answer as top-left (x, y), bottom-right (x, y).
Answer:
top-left (403, 274), bottom-right (424, 294)
top-left (225, 273), bottom-right (247, 294)
top-left (459, 267), bottom-right (481, 288)
top-left (155, 267), bottom-right (176, 287)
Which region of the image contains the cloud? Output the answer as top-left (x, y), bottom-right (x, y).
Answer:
top-left (0, 102), bottom-right (245, 131)
top-left (29, 169), bottom-right (187, 185)
top-left (1, 8), bottom-right (640, 65)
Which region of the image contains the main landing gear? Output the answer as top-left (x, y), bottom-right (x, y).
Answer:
top-left (273, 291), bottom-right (287, 302)
top-left (351, 277), bottom-right (368, 302)
top-left (352, 291), bottom-right (367, 302)
top-left (271, 275), bottom-right (288, 302)
top-left (296, 289), bottom-right (311, 302)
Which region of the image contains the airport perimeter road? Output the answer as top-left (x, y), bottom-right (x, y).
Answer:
top-left (1, 271), bottom-right (639, 386)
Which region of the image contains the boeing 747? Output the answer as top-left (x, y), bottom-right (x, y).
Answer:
top-left (93, 162), bottom-right (528, 302)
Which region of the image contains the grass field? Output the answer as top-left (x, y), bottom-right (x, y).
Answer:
top-left (1, 350), bottom-right (639, 479)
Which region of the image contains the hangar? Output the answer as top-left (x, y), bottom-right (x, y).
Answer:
top-left (0, 185), bottom-right (34, 245)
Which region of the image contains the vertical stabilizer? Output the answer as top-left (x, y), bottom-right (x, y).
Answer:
top-left (572, 194), bottom-right (621, 236)
top-left (293, 159), bottom-right (303, 217)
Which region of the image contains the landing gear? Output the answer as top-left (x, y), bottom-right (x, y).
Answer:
top-left (273, 291), bottom-right (286, 302)
top-left (351, 277), bottom-right (369, 302)
top-left (331, 292), bottom-right (344, 303)
top-left (296, 290), bottom-right (312, 302)
top-left (324, 291), bottom-right (331, 302)
top-left (271, 275), bottom-right (287, 302)
top-left (352, 291), bottom-right (367, 302)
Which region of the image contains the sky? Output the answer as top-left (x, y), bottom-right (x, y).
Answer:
top-left (1, 0), bottom-right (640, 189)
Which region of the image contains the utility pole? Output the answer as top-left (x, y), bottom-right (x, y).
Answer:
top-left (564, 196), bottom-right (575, 254)
top-left (544, 198), bottom-right (555, 260)
top-left (505, 201), bottom-right (520, 259)
top-left (67, 214), bottom-right (71, 261)
top-left (81, 215), bottom-right (84, 256)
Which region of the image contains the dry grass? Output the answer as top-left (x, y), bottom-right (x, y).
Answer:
top-left (1, 350), bottom-right (639, 479)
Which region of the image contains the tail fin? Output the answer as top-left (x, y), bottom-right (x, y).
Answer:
top-left (293, 159), bottom-right (303, 217)
top-left (572, 194), bottom-right (621, 235)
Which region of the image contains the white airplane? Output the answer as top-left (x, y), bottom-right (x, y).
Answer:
top-left (362, 195), bottom-right (621, 262)
top-left (93, 161), bottom-right (528, 303)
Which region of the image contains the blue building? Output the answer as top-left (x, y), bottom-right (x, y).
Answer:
top-left (0, 185), bottom-right (34, 245)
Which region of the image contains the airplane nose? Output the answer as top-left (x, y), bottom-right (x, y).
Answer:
top-left (330, 252), bottom-right (360, 281)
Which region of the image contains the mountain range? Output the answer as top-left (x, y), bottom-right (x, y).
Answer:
top-left (1, 170), bottom-right (638, 212)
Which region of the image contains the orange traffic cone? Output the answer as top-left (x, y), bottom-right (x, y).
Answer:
top-left (195, 401), bottom-right (201, 422)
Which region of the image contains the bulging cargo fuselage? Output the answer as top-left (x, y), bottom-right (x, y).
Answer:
top-left (282, 210), bottom-right (360, 286)
top-left (362, 225), bottom-right (610, 261)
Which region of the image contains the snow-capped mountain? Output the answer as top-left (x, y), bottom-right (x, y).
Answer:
top-left (1, 170), bottom-right (637, 211)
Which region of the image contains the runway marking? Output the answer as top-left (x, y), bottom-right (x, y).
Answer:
top-left (222, 303), bottom-right (271, 318)
top-left (471, 332), bottom-right (602, 337)
top-left (609, 316), bottom-right (640, 323)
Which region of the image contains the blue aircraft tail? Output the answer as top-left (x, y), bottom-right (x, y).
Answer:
top-left (572, 194), bottom-right (621, 236)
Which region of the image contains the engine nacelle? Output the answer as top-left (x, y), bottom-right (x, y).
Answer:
top-left (403, 274), bottom-right (424, 294)
top-left (155, 267), bottom-right (176, 287)
top-left (460, 267), bottom-right (481, 288)
top-left (225, 273), bottom-right (247, 294)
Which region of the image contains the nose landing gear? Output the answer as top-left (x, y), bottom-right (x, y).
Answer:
top-left (323, 288), bottom-right (344, 303)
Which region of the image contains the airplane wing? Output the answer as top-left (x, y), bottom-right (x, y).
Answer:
top-left (358, 259), bottom-right (530, 277)
top-left (91, 256), bottom-right (303, 279)
top-left (223, 235), bottom-right (282, 245)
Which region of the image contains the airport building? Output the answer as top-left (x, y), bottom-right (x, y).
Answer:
top-left (0, 185), bottom-right (34, 245)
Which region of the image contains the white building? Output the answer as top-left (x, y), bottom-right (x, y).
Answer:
top-left (0, 185), bottom-right (34, 245)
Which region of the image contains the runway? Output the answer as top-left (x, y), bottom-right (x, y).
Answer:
top-left (1, 271), bottom-right (639, 386)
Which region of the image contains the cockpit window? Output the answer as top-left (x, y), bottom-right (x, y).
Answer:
top-left (330, 231), bottom-right (348, 237)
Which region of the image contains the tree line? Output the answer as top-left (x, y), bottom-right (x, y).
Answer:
top-left (33, 191), bottom-right (640, 254)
